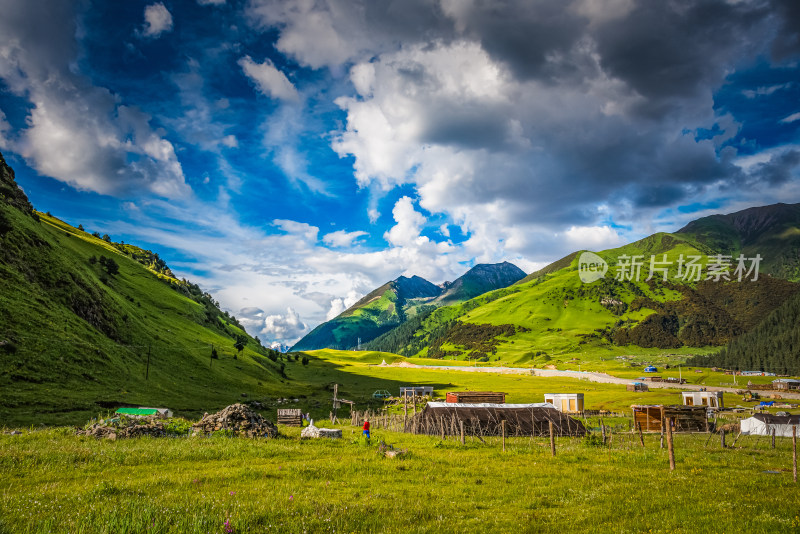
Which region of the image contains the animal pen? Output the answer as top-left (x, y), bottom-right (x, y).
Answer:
top-left (415, 403), bottom-right (586, 437)
top-left (348, 403), bottom-right (586, 438)
top-left (632, 405), bottom-right (710, 432)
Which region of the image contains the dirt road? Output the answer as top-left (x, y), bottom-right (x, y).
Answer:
top-left (377, 362), bottom-right (800, 400)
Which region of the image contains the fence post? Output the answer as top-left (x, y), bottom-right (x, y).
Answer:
top-left (600, 417), bottom-right (606, 445)
top-left (460, 420), bottom-right (465, 445)
top-left (720, 429), bottom-right (726, 448)
top-left (637, 422), bottom-right (645, 447)
top-left (502, 420), bottom-right (506, 452)
top-left (549, 421), bottom-right (556, 457)
top-left (666, 417), bottom-right (675, 471)
top-left (793, 426), bottom-right (797, 484)
top-left (772, 427), bottom-right (776, 449)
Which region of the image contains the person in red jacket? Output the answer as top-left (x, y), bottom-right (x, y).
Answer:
top-left (362, 418), bottom-right (370, 440)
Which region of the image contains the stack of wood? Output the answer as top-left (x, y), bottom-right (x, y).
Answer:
top-left (445, 391), bottom-right (506, 404)
top-left (277, 408), bottom-right (303, 426)
top-left (77, 416), bottom-right (168, 440)
top-left (191, 403), bottom-right (279, 438)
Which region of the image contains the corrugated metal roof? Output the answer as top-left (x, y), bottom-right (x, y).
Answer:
top-left (427, 402), bottom-right (554, 409)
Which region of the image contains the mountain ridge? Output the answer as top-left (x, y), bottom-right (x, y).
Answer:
top-left (291, 261), bottom-right (527, 351)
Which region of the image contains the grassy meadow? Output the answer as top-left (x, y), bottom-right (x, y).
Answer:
top-left (1, 425), bottom-right (799, 533)
top-left (2, 348), bottom-right (799, 533)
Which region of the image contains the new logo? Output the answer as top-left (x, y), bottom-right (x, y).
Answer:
top-left (578, 251), bottom-right (608, 283)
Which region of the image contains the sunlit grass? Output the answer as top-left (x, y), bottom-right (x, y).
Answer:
top-left (1, 427), bottom-right (798, 533)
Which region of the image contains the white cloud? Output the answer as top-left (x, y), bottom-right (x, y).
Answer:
top-left (238, 56), bottom-right (300, 102)
top-left (779, 112), bottom-right (800, 124)
top-left (0, 1), bottom-right (188, 198)
top-left (0, 109), bottom-right (10, 148)
top-left (273, 219), bottom-right (319, 243)
top-left (263, 307), bottom-right (308, 341)
top-left (322, 229), bottom-right (369, 248)
top-left (384, 197), bottom-right (428, 248)
top-left (563, 225), bottom-right (625, 250)
top-left (261, 105), bottom-right (331, 195)
top-left (245, 0), bottom-right (368, 70)
top-left (743, 83), bottom-right (792, 99)
top-left (141, 3), bottom-right (173, 38)
top-left (326, 290), bottom-right (361, 320)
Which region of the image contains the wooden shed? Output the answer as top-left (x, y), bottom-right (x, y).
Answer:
top-left (543, 393), bottom-right (584, 413)
top-left (681, 391), bottom-right (723, 408)
top-left (627, 382), bottom-right (649, 392)
top-left (400, 386), bottom-right (434, 397)
top-left (772, 379), bottom-right (800, 391)
top-left (415, 402), bottom-right (586, 437)
top-left (277, 408), bottom-right (303, 426)
top-left (631, 405), bottom-right (710, 432)
top-left (446, 391), bottom-right (506, 404)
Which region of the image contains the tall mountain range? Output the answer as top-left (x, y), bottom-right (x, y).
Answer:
top-left (343, 204), bottom-right (800, 374)
top-left (290, 262), bottom-right (526, 351)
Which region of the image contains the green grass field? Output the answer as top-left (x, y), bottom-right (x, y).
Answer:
top-left (2, 347), bottom-right (799, 533)
top-left (1, 425), bottom-right (799, 533)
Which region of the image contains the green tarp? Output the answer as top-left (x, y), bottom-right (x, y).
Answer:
top-left (115, 408), bottom-right (159, 416)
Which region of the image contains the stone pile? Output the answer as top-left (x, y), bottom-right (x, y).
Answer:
top-left (77, 417), bottom-right (167, 440)
top-left (191, 403), bottom-right (279, 438)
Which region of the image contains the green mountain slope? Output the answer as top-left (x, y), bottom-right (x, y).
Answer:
top-left (677, 202), bottom-right (800, 281)
top-left (366, 231), bottom-right (800, 364)
top-left (291, 263), bottom-right (526, 351)
top-left (0, 152), bottom-right (286, 425)
top-left (688, 289), bottom-right (800, 375)
top-left (435, 261), bottom-right (525, 304)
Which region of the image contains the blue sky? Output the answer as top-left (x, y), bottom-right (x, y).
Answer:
top-left (1, 0), bottom-right (799, 346)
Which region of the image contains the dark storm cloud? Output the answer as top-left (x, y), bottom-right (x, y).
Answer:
top-left (771, 0), bottom-right (800, 60)
top-left (751, 150), bottom-right (800, 186)
top-left (453, 0), bottom-right (589, 82)
top-left (593, 0), bottom-right (772, 116)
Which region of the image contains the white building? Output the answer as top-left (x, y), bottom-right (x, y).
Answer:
top-left (543, 393), bottom-right (584, 413)
top-left (681, 391), bottom-right (723, 408)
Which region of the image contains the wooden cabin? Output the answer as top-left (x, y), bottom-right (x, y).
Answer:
top-left (277, 408), bottom-right (303, 426)
top-left (631, 405), bottom-right (710, 432)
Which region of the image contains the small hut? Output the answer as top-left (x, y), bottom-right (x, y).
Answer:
top-left (400, 386), bottom-right (434, 397)
top-left (414, 402), bottom-right (586, 437)
top-left (445, 391), bottom-right (506, 404)
top-left (772, 379), bottom-right (800, 391)
top-left (631, 405), bottom-right (709, 432)
top-left (681, 391), bottom-right (723, 408)
top-left (277, 408), bottom-right (303, 426)
top-left (543, 393), bottom-right (584, 413)
top-left (627, 382), bottom-right (649, 392)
